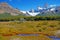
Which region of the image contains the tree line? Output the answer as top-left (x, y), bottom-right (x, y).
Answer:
top-left (0, 13), bottom-right (60, 21)
top-left (0, 16), bottom-right (60, 21)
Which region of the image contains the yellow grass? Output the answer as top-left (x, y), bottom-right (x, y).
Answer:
top-left (0, 20), bottom-right (60, 40)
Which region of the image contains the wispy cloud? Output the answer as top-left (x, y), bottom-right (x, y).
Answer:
top-left (9, 0), bottom-right (21, 2)
top-left (49, 5), bottom-right (56, 7)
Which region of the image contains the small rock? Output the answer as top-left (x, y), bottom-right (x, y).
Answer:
top-left (55, 30), bottom-right (60, 38)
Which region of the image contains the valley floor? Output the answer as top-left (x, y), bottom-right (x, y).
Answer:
top-left (0, 20), bottom-right (60, 40)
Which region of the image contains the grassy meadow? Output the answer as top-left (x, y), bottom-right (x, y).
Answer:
top-left (0, 20), bottom-right (60, 40)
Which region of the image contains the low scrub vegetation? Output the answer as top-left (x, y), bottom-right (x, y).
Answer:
top-left (0, 21), bottom-right (60, 40)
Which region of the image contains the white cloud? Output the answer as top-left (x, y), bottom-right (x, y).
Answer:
top-left (50, 5), bottom-right (56, 7)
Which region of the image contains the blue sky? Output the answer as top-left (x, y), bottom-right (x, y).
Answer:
top-left (0, 0), bottom-right (60, 11)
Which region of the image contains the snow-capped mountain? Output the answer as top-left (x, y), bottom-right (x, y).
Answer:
top-left (21, 6), bottom-right (60, 16)
top-left (26, 11), bottom-right (40, 16)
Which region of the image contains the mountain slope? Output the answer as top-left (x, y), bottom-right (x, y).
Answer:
top-left (0, 2), bottom-right (26, 16)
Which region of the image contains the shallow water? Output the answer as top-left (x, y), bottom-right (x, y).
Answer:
top-left (17, 34), bottom-right (60, 40)
top-left (17, 34), bottom-right (39, 36)
top-left (48, 36), bottom-right (60, 40)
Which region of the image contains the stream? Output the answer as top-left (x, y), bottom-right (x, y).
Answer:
top-left (48, 36), bottom-right (60, 40)
top-left (17, 34), bottom-right (60, 40)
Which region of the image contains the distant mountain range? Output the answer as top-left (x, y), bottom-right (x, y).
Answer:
top-left (36, 6), bottom-right (60, 16)
top-left (0, 2), bottom-right (60, 16)
top-left (23, 6), bottom-right (60, 16)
